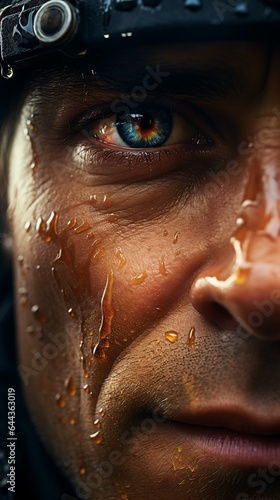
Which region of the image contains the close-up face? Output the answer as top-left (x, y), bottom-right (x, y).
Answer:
top-left (5, 41), bottom-right (280, 499)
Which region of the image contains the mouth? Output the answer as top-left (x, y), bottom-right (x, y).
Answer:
top-left (161, 423), bottom-right (280, 467)
top-left (163, 406), bottom-right (280, 467)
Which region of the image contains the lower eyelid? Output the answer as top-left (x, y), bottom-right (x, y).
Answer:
top-left (73, 141), bottom-right (219, 182)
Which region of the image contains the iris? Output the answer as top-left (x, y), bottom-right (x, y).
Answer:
top-left (116, 107), bottom-right (172, 148)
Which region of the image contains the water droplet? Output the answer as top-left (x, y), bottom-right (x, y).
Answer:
top-left (84, 372), bottom-right (89, 379)
top-left (26, 119), bottom-right (38, 134)
top-left (74, 222), bottom-right (91, 234)
top-left (68, 307), bottom-right (75, 318)
top-left (165, 331), bottom-right (178, 343)
top-left (36, 217), bottom-right (52, 243)
top-left (93, 247), bottom-right (105, 261)
top-left (104, 33), bottom-right (110, 38)
top-left (102, 194), bottom-right (112, 208)
top-left (94, 271), bottom-right (114, 360)
top-left (115, 248), bottom-right (127, 269)
top-left (67, 218), bottom-right (77, 230)
top-left (1, 63), bottom-right (13, 79)
top-left (163, 229), bottom-right (168, 236)
top-left (69, 413), bottom-right (76, 425)
top-left (80, 467), bottom-right (86, 475)
top-left (83, 384), bottom-right (90, 394)
top-left (36, 265), bottom-right (41, 270)
top-left (173, 231), bottom-right (180, 244)
top-left (131, 272), bottom-right (148, 285)
top-left (153, 307), bottom-right (165, 319)
top-left (159, 256), bottom-right (167, 275)
top-left (25, 221), bottom-right (31, 232)
top-left (236, 217), bottom-right (244, 227)
top-left (31, 304), bottom-right (47, 324)
top-left (187, 327), bottom-right (196, 350)
top-left (90, 431), bottom-right (103, 444)
top-left (55, 394), bottom-right (66, 408)
top-left (65, 375), bottom-right (76, 396)
top-left (89, 193), bottom-right (112, 209)
top-left (36, 211), bottom-right (59, 244)
top-left (99, 408), bottom-right (105, 417)
top-left (94, 419), bottom-right (101, 429)
top-left (90, 194), bottom-right (98, 204)
top-left (172, 450), bottom-right (185, 471)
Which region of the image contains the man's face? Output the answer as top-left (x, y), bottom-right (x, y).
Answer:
top-left (7, 41), bottom-right (280, 499)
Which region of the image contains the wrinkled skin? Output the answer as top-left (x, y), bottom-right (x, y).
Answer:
top-left (6, 42), bottom-right (280, 499)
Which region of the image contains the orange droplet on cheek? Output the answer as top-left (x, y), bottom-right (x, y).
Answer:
top-left (165, 331), bottom-right (178, 343)
top-left (131, 272), bottom-right (148, 285)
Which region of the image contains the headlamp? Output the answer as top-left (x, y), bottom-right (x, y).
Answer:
top-left (0, 0), bottom-right (280, 79)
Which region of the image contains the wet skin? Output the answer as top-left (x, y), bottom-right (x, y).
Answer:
top-left (6, 42), bottom-right (280, 499)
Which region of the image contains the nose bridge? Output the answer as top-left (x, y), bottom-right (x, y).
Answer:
top-left (216, 115), bottom-right (280, 285)
top-left (239, 159), bottom-right (276, 252)
top-left (237, 117), bottom-right (280, 253)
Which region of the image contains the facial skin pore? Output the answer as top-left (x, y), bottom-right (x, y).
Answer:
top-left (6, 42), bottom-right (280, 499)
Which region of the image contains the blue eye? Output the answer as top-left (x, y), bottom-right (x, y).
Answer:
top-left (116, 108), bottom-right (173, 148)
top-left (89, 104), bottom-right (213, 150)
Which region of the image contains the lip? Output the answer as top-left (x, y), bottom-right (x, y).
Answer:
top-left (171, 406), bottom-right (280, 435)
top-left (163, 422), bottom-right (280, 467)
top-left (161, 406), bottom-right (280, 466)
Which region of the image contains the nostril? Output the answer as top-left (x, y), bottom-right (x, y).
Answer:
top-left (210, 302), bottom-right (232, 328)
top-left (195, 298), bottom-right (235, 331)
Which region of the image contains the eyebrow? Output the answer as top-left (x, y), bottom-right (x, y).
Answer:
top-left (27, 58), bottom-right (242, 105)
top-left (145, 66), bottom-right (240, 99)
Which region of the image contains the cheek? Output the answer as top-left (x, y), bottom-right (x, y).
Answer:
top-left (8, 114), bottom-right (245, 489)
top-left (9, 130), bottom-right (238, 395)
top-left (12, 200), bottom-right (204, 478)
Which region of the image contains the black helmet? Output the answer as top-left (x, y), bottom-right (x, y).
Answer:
top-left (0, 0), bottom-right (280, 82)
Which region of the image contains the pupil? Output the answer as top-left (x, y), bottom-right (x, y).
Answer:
top-left (138, 115), bottom-right (153, 130)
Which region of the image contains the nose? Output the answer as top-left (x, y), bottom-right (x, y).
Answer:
top-left (191, 119), bottom-right (280, 340)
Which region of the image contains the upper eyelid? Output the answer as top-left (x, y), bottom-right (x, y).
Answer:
top-left (69, 98), bottom-right (202, 138)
